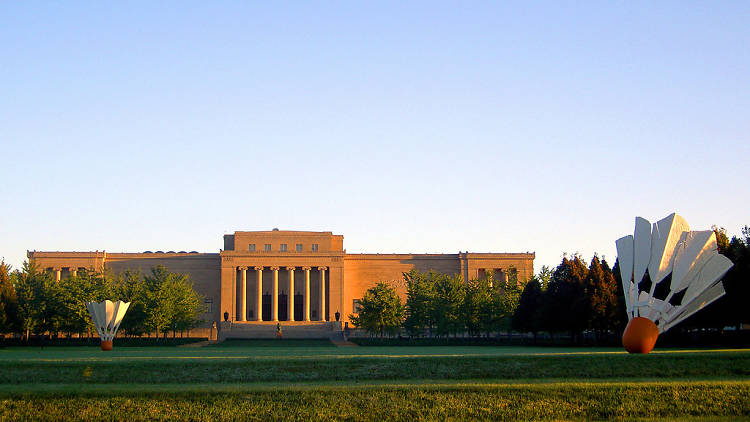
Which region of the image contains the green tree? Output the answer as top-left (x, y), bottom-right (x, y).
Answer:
top-left (494, 266), bottom-right (522, 334)
top-left (141, 266), bottom-right (203, 339)
top-left (512, 277), bottom-right (543, 338)
top-left (584, 255), bottom-right (619, 339)
top-left (541, 255), bottom-right (589, 340)
top-left (537, 265), bottom-right (552, 289)
top-left (607, 259), bottom-right (629, 333)
top-left (0, 261), bottom-right (20, 333)
top-left (111, 270), bottom-right (149, 336)
top-left (513, 265), bottom-right (557, 338)
top-left (56, 269), bottom-right (111, 337)
top-left (349, 282), bottom-right (405, 337)
top-left (144, 266), bottom-right (176, 339)
top-left (431, 274), bottom-right (464, 337)
top-left (717, 226), bottom-right (750, 328)
top-left (462, 276), bottom-right (493, 337)
top-left (713, 226), bottom-right (730, 253)
top-left (169, 275), bottom-right (205, 334)
top-left (7, 262), bottom-right (205, 341)
top-left (14, 261), bottom-right (58, 339)
top-left (727, 227), bottom-right (750, 327)
top-left (403, 270), bottom-right (436, 337)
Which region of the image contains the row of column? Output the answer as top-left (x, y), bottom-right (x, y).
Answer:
top-left (49, 267), bottom-right (80, 281)
top-left (237, 266), bottom-right (327, 322)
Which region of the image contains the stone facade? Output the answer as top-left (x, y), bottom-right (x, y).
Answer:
top-left (27, 230), bottom-right (535, 327)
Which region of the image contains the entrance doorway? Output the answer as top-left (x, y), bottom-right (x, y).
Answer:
top-left (262, 293), bottom-right (272, 321)
top-left (294, 293), bottom-right (303, 321)
top-left (278, 293), bottom-right (288, 321)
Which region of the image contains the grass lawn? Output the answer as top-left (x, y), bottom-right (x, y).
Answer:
top-left (1, 344), bottom-right (748, 420)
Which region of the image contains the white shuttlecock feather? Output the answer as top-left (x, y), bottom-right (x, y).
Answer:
top-left (616, 213), bottom-right (733, 333)
top-left (86, 300), bottom-right (130, 341)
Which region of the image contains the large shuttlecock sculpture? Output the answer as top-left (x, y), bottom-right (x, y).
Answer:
top-left (616, 213), bottom-right (733, 354)
top-left (86, 300), bottom-right (130, 351)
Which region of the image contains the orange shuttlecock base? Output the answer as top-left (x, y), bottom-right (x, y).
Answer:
top-left (622, 317), bottom-right (659, 354)
top-left (100, 340), bottom-right (113, 351)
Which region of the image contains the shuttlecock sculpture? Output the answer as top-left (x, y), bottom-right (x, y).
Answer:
top-left (86, 300), bottom-right (130, 351)
top-left (615, 213), bottom-right (733, 353)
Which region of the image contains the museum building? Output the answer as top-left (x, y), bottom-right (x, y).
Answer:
top-left (28, 230), bottom-right (534, 336)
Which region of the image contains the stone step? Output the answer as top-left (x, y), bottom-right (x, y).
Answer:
top-left (218, 321), bottom-right (342, 340)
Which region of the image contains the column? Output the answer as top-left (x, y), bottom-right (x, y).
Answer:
top-left (287, 267), bottom-right (295, 321)
top-left (318, 266), bottom-right (327, 321)
top-left (303, 267), bottom-right (311, 321)
top-left (255, 267), bottom-right (263, 321)
top-left (271, 267), bottom-right (279, 321)
top-left (238, 267), bottom-right (247, 322)
top-left (231, 267), bottom-right (236, 321)
top-left (71, 267), bottom-right (78, 277)
top-left (54, 268), bottom-right (61, 282)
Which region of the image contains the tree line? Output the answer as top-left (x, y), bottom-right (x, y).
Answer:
top-left (351, 267), bottom-right (523, 338)
top-left (349, 257), bottom-right (620, 340)
top-left (0, 261), bottom-right (204, 340)
top-left (350, 226), bottom-right (750, 339)
top-left (1, 226), bottom-right (747, 342)
top-left (512, 254), bottom-right (623, 341)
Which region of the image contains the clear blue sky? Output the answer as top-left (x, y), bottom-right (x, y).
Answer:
top-left (1, 2), bottom-right (748, 273)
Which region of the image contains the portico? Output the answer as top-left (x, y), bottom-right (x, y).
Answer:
top-left (219, 229), bottom-right (343, 325)
top-left (233, 265), bottom-right (328, 322)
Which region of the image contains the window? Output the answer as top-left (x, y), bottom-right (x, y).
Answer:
top-left (494, 268), bottom-right (506, 281)
top-left (353, 299), bottom-right (362, 313)
top-left (312, 243), bottom-right (319, 252)
top-left (204, 299), bottom-right (213, 314)
top-left (264, 244), bottom-right (271, 251)
top-left (249, 244), bottom-right (255, 252)
top-left (295, 244), bottom-right (303, 252)
top-left (280, 244), bottom-right (287, 252)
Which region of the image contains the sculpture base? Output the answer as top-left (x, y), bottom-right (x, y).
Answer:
top-left (622, 317), bottom-right (659, 354)
top-left (100, 340), bottom-right (113, 351)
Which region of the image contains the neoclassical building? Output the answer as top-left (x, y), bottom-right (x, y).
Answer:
top-left (28, 229), bottom-right (534, 337)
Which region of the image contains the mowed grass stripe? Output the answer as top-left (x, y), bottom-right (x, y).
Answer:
top-left (2, 379), bottom-right (750, 395)
top-left (7, 349), bottom-right (750, 363)
top-left (1, 351), bottom-right (749, 384)
top-left (2, 346), bottom-right (749, 363)
top-left (1, 381), bottom-right (748, 421)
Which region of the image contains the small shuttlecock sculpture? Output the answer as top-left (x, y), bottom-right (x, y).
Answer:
top-left (86, 300), bottom-right (130, 351)
top-left (616, 213), bottom-right (733, 353)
